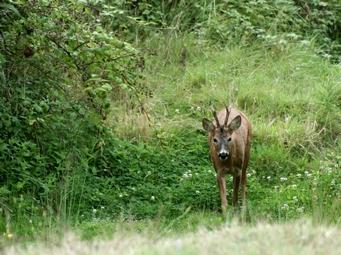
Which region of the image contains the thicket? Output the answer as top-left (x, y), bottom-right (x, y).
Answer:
top-left (0, 0), bottom-right (142, 232)
top-left (112, 0), bottom-right (340, 61)
top-left (0, 0), bottom-right (340, 238)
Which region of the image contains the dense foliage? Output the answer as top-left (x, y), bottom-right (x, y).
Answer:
top-left (0, 0), bottom-right (141, 228)
top-left (113, 0), bottom-right (341, 61)
top-left (0, 0), bottom-right (340, 239)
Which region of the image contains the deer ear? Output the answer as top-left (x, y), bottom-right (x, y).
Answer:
top-left (202, 118), bottom-right (214, 132)
top-left (228, 115), bottom-right (241, 131)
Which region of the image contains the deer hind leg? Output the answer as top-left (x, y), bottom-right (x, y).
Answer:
top-left (242, 143), bottom-right (250, 208)
top-left (232, 175), bottom-right (240, 208)
top-left (216, 174), bottom-right (227, 214)
top-left (241, 168), bottom-right (247, 209)
top-left (241, 144), bottom-right (251, 220)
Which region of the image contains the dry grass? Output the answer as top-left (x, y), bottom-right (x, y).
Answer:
top-left (4, 220), bottom-right (340, 255)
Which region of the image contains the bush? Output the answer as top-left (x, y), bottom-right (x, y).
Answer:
top-left (0, 0), bottom-right (140, 231)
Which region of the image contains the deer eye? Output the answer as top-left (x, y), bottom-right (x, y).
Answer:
top-left (213, 138), bottom-right (218, 143)
top-left (227, 137), bottom-right (232, 142)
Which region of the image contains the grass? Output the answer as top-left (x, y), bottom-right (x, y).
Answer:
top-left (110, 34), bottom-right (340, 224)
top-left (3, 219), bottom-right (341, 255)
top-left (1, 34), bottom-right (340, 252)
top-left (114, 34), bottom-right (340, 145)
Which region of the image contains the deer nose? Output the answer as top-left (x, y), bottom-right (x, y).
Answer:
top-left (219, 151), bottom-right (229, 160)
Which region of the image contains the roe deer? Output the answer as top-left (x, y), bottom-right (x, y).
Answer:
top-left (202, 106), bottom-right (251, 214)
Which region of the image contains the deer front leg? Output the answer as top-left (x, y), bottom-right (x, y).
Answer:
top-left (216, 174), bottom-right (227, 214)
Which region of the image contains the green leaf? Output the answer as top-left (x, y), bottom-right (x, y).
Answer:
top-left (0, 3), bottom-right (21, 17)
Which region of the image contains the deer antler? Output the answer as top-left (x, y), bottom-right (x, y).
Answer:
top-left (224, 106), bottom-right (230, 126)
top-left (213, 111), bottom-right (220, 128)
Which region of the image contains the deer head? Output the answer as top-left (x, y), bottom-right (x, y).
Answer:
top-left (202, 107), bottom-right (241, 161)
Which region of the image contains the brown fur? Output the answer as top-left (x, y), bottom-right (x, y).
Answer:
top-left (203, 106), bottom-right (252, 213)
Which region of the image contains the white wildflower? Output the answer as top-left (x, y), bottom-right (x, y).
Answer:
top-left (296, 207), bottom-right (304, 213)
top-left (280, 177), bottom-right (287, 182)
top-left (300, 40), bottom-right (310, 46)
top-left (281, 204), bottom-right (289, 210)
